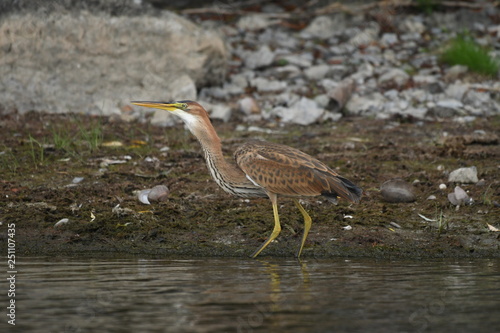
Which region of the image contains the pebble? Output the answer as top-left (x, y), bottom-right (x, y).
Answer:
top-left (380, 179), bottom-right (416, 203)
top-left (448, 186), bottom-right (473, 206)
top-left (448, 166), bottom-right (479, 184)
top-left (238, 97), bottom-right (260, 115)
top-left (378, 68), bottom-right (410, 87)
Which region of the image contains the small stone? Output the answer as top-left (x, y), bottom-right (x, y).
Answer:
top-left (427, 195), bottom-right (437, 200)
top-left (445, 83), bottom-right (469, 100)
top-left (238, 97), bottom-right (260, 115)
top-left (250, 77), bottom-right (286, 92)
top-left (476, 179), bottom-right (486, 186)
top-left (272, 97), bottom-right (324, 126)
top-left (236, 14), bottom-right (276, 31)
top-left (430, 99), bottom-right (464, 118)
top-left (380, 179), bottom-right (416, 203)
top-left (439, 183), bottom-right (447, 190)
top-left (448, 186), bottom-right (473, 206)
top-left (244, 45), bottom-right (275, 69)
top-left (378, 68), bottom-right (410, 87)
top-left (448, 166), bottom-right (479, 183)
top-left (304, 64), bottom-right (330, 80)
top-left (444, 65), bottom-right (468, 81)
top-left (148, 185), bottom-right (169, 202)
top-left (301, 15), bottom-right (345, 39)
top-left (380, 33), bottom-right (398, 46)
top-left (209, 104), bottom-right (232, 122)
top-left (344, 93), bottom-right (386, 116)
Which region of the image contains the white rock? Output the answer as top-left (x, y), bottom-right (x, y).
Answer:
top-left (344, 93), bottom-right (386, 116)
top-left (236, 14), bottom-right (277, 31)
top-left (250, 77), bottom-right (287, 93)
top-left (380, 33), bottom-right (398, 46)
top-left (238, 97), bottom-right (260, 115)
top-left (304, 64), bottom-right (330, 80)
top-left (448, 166), bottom-right (479, 184)
top-left (349, 23), bottom-right (380, 46)
top-left (431, 99), bottom-right (464, 118)
top-left (244, 45), bottom-right (275, 69)
top-left (445, 83), bottom-right (469, 100)
top-left (280, 54), bottom-right (313, 68)
top-left (272, 97), bottom-right (324, 126)
top-left (444, 65), bottom-right (468, 80)
top-left (439, 184), bottom-right (447, 190)
top-left (463, 90), bottom-right (491, 108)
top-left (380, 179), bottom-right (416, 203)
top-left (401, 18), bottom-right (426, 34)
top-left (209, 104), bottom-right (232, 122)
top-left (301, 15), bottom-right (345, 39)
top-left (404, 107), bottom-right (428, 119)
top-left (378, 68), bottom-right (410, 87)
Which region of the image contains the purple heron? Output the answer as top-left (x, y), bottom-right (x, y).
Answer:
top-left (132, 100), bottom-right (362, 258)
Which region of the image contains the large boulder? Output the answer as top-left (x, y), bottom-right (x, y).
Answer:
top-left (0, 3), bottom-right (227, 115)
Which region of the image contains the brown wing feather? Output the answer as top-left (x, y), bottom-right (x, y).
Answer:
top-left (234, 140), bottom-right (361, 203)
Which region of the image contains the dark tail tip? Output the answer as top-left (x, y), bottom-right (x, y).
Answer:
top-left (338, 176), bottom-right (362, 203)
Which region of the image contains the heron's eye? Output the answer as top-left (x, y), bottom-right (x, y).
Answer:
top-left (181, 103), bottom-right (188, 110)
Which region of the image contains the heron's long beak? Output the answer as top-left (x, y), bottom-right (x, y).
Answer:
top-left (131, 101), bottom-right (185, 111)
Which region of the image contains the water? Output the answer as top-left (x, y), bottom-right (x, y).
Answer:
top-left (6, 256), bottom-right (500, 332)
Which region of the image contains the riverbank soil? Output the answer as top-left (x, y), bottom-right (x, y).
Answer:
top-left (1, 112), bottom-right (499, 258)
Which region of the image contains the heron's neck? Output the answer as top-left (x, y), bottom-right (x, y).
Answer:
top-left (192, 121), bottom-right (245, 183)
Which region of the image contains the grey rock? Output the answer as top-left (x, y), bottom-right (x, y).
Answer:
top-left (380, 179), bottom-right (416, 203)
top-left (444, 65), bottom-right (469, 81)
top-left (413, 75), bottom-right (438, 85)
top-left (250, 77), bottom-right (287, 93)
top-left (404, 107), bottom-right (428, 119)
top-left (244, 45), bottom-right (275, 69)
top-left (0, 10), bottom-right (227, 115)
top-left (380, 33), bottom-right (398, 46)
top-left (349, 23), bottom-right (380, 46)
top-left (448, 186), bottom-right (473, 206)
top-left (431, 99), bottom-right (464, 118)
top-left (209, 104), bottom-right (232, 123)
top-left (280, 54), bottom-right (313, 68)
top-left (445, 83), bottom-right (469, 101)
top-left (272, 97), bottom-right (324, 126)
top-left (301, 15), bottom-right (346, 39)
top-left (344, 93), bottom-right (386, 116)
top-left (148, 185), bottom-right (170, 202)
top-left (448, 166), bottom-right (479, 184)
top-left (378, 68), bottom-right (410, 87)
top-left (304, 64), bottom-right (330, 80)
top-left (463, 90), bottom-right (491, 109)
top-left (236, 14), bottom-right (277, 31)
top-left (238, 97), bottom-right (260, 115)
top-left (400, 18), bottom-right (426, 34)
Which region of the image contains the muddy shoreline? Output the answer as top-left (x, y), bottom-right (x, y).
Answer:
top-left (1, 112), bottom-right (498, 258)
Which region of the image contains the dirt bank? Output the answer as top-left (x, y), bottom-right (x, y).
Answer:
top-left (1, 112), bottom-right (499, 258)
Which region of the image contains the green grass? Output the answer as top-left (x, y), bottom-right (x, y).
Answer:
top-left (441, 35), bottom-right (500, 77)
top-left (415, 0), bottom-right (437, 15)
top-left (28, 134), bottom-right (45, 168)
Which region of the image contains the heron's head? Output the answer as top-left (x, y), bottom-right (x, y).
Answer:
top-left (131, 100), bottom-right (209, 133)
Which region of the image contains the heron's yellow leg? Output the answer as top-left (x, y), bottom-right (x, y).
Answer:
top-left (251, 193), bottom-right (281, 258)
top-left (293, 199), bottom-right (312, 258)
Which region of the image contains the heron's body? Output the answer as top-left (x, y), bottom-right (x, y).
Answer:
top-left (132, 100), bottom-right (362, 257)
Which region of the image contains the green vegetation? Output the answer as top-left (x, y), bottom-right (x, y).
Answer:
top-left (441, 35), bottom-right (500, 77)
top-left (28, 134), bottom-right (46, 168)
top-left (415, 0), bottom-right (437, 15)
